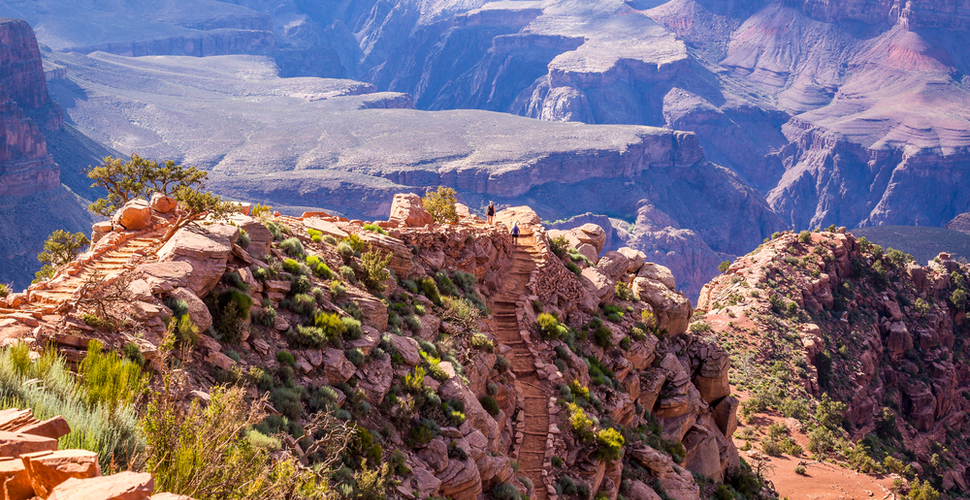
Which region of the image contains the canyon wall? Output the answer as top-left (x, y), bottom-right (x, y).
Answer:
top-left (0, 18), bottom-right (92, 289)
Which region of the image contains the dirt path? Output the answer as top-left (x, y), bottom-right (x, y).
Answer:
top-left (491, 234), bottom-right (549, 500)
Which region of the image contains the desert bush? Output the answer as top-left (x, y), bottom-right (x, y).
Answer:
top-left (798, 230), bottom-right (812, 244)
top-left (422, 186), bottom-right (459, 224)
top-left (142, 379), bottom-right (329, 500)
top-left (594, 428), bottom-right (625, 461)
top-left (592, 325), bottom-right (612, 348)
top-left (494, 354), bottom-right (510, 373)
top-left (537, 312), bottom-right (568, 340)
top-left (794, 465), bottom-right (806, 475)
top-left (363, 223), bottom-right (388, 235)
top-left (336, 242), bottom-right (355, 260)
top-left (279, 237), bottom-right (305, 258)
top-left (0, 343), bottom-right (143, 471)
top-left (343, 234), bottom-right (366, 253)
top-left (79, 340), bottom-right (148, 414)
top-left (568, 403), bottom-right (593, 440)
top-left (34, 229), bottom-right (90, 282)
top-left (285, 293), bottom-right (314, 317)
top-left (470, 334), bottom-right (494, 352)
top-left (305, 255), bottom-right (332, 279)
top-left (614, 282), bottom-right (635, 301)
top-left (480, 395), bottom-right (500, 416)
top-left (440, 296), bottom-right (481, 331)
top-left (718, 260), bottom-right (730, 273)
top-left (252, 302), bottom-right (277, 328)
top-left (361, 249), bottom-right (392, 292)
top-left (342, 317), bottom-right (363, 340)
top-left (549, 235), bottom-right (570, 258)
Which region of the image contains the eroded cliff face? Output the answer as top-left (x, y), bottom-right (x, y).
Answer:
top-left (0, 18), bottom-right (92, 289)
top-left (697, 230), bottom-right (970, 493)
top-left (0, 18), bottom-right (60, 197)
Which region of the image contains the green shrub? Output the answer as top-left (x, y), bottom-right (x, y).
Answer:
top-left (427, 363), bottom-right (450, 382)
top-left (305, 255), bottom-right (332, 279)
top-left (362, 249), bottom-right (392, 292)
top-left (276, 351), bottom-right (295, 366)
top-left (718, 260), bottom-right (730, 273)
top-left (470, 334), bottom-right (494, 352)
top-left (329, 280), bottom-right (346, 298)
top-left (434, 271), bottom-right (460, 297)
top-left (264, 220), bottom-right (285, 241)
top-left (549, 235), bottom-right (569, 258)
top-left (79, 340), bottom-right (147, 415)
top-left (0, 283), bottom-right (9, 298)
top-left (363, 223), bottom-right (388, 235)
top-left (422, 186), bottom-right (459, 224)
top-left (279, 237), bottom-right (305, 258)
top-left (143, 383), bottom-right (326, 499)
top-left (480, 395), bottom-right (500, 417)
top-left (252, 303), bottom-right (277, 327)
top-left (342, 234), bottom-right (366, 253)
top-left (418, 277), bottom-right (442, 306)
top-left (282, 258), bottom-right (302, 274)
top-left (342, 316), bottom-right (363, 340)
top-left (537, 312), bottom-right (568, 340)
top-left (123, 342), bottom-right (145, 367)
top-left (565, 261), bottom-right (581, 277)
top-left (288, 293), bottom-right (315, 316)
top-left (494, 354), bottom-right (510, 373)
top-left (592, 325), bottom-right (612, 348)
top-left (491, 482), bottom-right (520, 500)
top-left (346, 348), bottom-right (365, 366)
top-left (404, 315), bottom-right (422, 332)
top-left (339, 265), bottom-right (356, 282)
top-left (798, 230), bottom-right (812, 244)
top-left (315, 311), bottom-right (346, 343)
top-left (568, 403), bottom-right (593, 439)
top-left (336, 242), bottom-right (355, 260)
top-left (614, 282), bottom-right (635, 301)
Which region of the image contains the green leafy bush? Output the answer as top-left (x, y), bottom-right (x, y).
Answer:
top-left (342, 234), bottom-right (366, 253)
top-left (549, 235), bottom-right (569, 258)
top-left (470, 334), bottom-right (494, 352)
top-left (279, 237), bottom-right (305, 258)
top-left (363, 224), bottom-right (388, 235)
top-left (537, 312), bottom-right (568, 340)
top-left (361, 249), bottom-right (392, 292)
top-left (288, 293), bottom-right (315, 316)
top-left (480, 395), bottom-right (500, 417)
top-left (422, 186), bottom-right (459, 224)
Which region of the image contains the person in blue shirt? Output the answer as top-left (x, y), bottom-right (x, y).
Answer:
top-left (511, 221), bottom-right (520, 246)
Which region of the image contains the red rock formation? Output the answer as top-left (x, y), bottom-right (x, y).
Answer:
top-left (0, 18), bottom-right (61, 197)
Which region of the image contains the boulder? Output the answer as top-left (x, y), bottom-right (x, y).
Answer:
top-left (691, 347), bottom-right (731, 404)
top-left (682, 425), bottom-right (722, 482)
top-left (411, 463), bottom-right (443, 499)
top-left (112, 199), bottom-right (152, 231)
top-left (712, 396), bottom-right (739, 438)
top-left (637, 263), bottom-right (677, 290)
top-left (358, 231), bottom-right (414, 279)
top-left (168, 287), bottom-right (213, 333)
top-left (435, 458), bottom-right (482, 500)
top-left (581, 267), bottom-right (615, 305)
top-left (357, 356), bottom-right (393, 405)
top-left (576, 243), bottom-right (599, 264)
top-left (888, 321), bottom-right (913, 355)
top-left (418, 437), bottom-right (450, 473)
top-left (304, 218), bottom-right (349, 240)
top-left (22, 449), bottom-right (101, 498)
top-left (205, 351), bottom-right (237, 372)
top-left (18, 417), bottom-right (71, 440)
top-left (596, 251), bottom-right (630, 281)
top-left (229, 214), bottom-right (273, 258)
top-left (388, 193), bottom-right (433, 227)
top-left (0, 432), bottom-right (57, 458)
top-left (494, 206), bottom-right (541, 235)
top-left (0, 457), bottom-right (33, 500)
top-left (322, 348), bottom-right (355, 384)
top-left (572, 223), bottom-right (607, 254)
top-left (157, 223), bottom-right (239, 297)
top-left (626, 480), bottom-right (662, 500)
top-left (136, 261), bottom-right (192, 294)
top-left (47, 471), bottom-right (154, 500)
top-left (344, 290), bottom-right (388, 332)
top-left (633, 278), bottom-right (692, 336)
top-left (439, 379), bottom-right (502, 453)
top-left (150, 192), bottom-right (176, 214)
top-left (617, 247), bottom-right (646, 273)
top-left (387, 334), bottom-right (421, 366)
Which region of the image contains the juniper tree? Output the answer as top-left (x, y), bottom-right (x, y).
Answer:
top-left (86, 153), bottom-right (208, 216)
top-left (34, 229), bottom-right (90, 282)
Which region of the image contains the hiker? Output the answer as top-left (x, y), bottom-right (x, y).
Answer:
top-left (487, 201), bottom-right (495, 224)
top-left (511, 221), bottom-right (520, 246)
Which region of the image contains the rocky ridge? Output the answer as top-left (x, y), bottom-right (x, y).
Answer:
top-left (0, 18), bottom-right (94, 290)
top-left (695, 229), bottom-right (970, 495)
top-left (0, 193), bottom-right (759, 500)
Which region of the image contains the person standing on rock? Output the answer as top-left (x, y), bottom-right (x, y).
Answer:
top-left (487, 201), bottom-right (495, 224)
top-left (511, 221), bottom-right (520, 246)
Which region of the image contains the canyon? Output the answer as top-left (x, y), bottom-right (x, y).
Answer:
top-left (0, 18), bottom-right (92, 290)
top-left (3, 0), bottom-right (970, 295)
